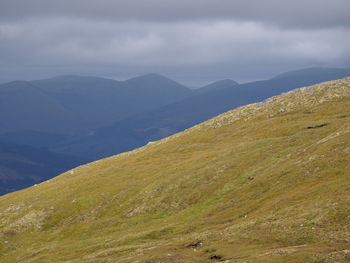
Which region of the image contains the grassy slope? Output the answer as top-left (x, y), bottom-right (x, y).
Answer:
top-left (0, 78), bottom-right (350, 263)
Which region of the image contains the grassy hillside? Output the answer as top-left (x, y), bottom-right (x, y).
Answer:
top-left (0, 78), bottom-right (349, 262)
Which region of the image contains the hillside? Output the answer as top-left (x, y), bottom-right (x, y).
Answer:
top-left (0, 77), bottom-right (349, 262)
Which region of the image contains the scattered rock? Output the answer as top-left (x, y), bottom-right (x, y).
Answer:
top-left (70, 170), bottom-right (74, 175)
top-left (186, 240), bottom-right (203, 248)
top-left (209, 254), bottom-right (222, 260)
top-left (307, 123), bottom-right (328, 129)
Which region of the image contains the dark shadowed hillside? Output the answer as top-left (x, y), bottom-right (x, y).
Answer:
top-left (0, 143), bottom-right (84, 195)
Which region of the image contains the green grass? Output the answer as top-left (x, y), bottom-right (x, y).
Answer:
top-left (0, 78), bottom-right (350, 262)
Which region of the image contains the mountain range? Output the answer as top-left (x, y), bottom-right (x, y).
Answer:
top-left (51, 67), bottom-right (350, 160)
top-left (0, 67), bottom-right (350, 194)
top-left (0, 77), bottom-right (349, 262)
top-left (0, 74), bottom-right (192, 134)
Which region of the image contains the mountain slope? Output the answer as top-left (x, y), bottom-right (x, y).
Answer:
top-left (0, 78), bottom-right (349, 262)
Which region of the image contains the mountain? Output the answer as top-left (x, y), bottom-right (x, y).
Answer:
top-left (0, 74), bottom-right (192, 136)
top-left (122, 73), bottom-right (190, 95)
top-left (0, 78), bottom-right (349, 262)
top-left (1, 68), bottom-right (349, 192)
top-left (194, 79), bottom-right (239, 94)
top-left (0, 74), bottom-right (194, 194)
top-left (32, 74), bottom-right (192, 130)
top-left (59, 67), bottom-right (350, 160)
top-left (0, 142), bottom-right (84, 195)
top-left (271, 67), bottom-right (350, 81)
top-left (0, 81), bottom-right (78, 134)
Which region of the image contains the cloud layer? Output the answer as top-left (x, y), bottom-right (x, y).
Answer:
top-left (0, 0), bottom-right (349, 84)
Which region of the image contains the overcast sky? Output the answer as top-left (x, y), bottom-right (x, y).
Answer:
top-left (0, 0), bottom-right (350, 86)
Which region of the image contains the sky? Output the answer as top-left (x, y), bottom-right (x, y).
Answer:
top-left (0, 0), bottom-right (350, 86)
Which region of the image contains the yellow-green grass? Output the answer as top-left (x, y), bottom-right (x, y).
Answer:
top-left (0, 78), bottom-right (350, 262)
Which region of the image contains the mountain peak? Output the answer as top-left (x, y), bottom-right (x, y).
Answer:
top-left (125, 73), bottom-right (182, 84)
top-left (195, 78), bottom-right (239, 94)
top-left (202, 78), bottom-right (239, 88)
top-left (272, 67), bottom-right (350, 80)
top-left (123, 73), bottom-right (190, 91)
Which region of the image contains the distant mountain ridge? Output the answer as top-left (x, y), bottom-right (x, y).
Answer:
top-left (194, 79), bottom-right (239, 94)
top-left (31, 73), bottom-right (192, 130)
top-left (56, 67), bottom-right (350, 160)
top-left (0, 74), bottom-right (193, 134)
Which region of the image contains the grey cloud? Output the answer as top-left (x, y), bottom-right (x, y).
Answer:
top-left (1, 19), bottom-right (349, 66)
top-left (0, 0), bottom-right (349, 29)
top-left (0, 1), bottom-right (349, 84)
